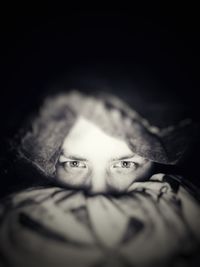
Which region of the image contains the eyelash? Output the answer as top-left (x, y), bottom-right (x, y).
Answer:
top-left (59, 159), bottom-right (139, 170)
top-left (62, 161), bottom-right (87, 168)
top-left (112, 161), bottom-right (138, 169)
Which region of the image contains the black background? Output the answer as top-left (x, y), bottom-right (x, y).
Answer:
top-left (1, 7), bottom-right (200, 195)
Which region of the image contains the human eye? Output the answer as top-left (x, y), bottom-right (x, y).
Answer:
top-left (56, 155), bottom-right (90, 187)
top-left (112, 160), bottom-right (138, 170)
top-left (63, 160), bottom-right (87, 169)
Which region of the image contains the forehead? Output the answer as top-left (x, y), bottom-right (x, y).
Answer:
top-left (62, 117), bottom-right (134, 160)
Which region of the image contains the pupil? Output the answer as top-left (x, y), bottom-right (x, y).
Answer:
top-left (122, 161), bottom-right (129, 167)
top-left (72, 161), bottom-right (78, 167)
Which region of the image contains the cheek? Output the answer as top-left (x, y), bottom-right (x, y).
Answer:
top-left (106, 173), bottom-right (136, 191)
top-left (133, 162), bottom-right (153, 181)
top-left (107, 162), bottom-right (152, 191)
top-left (55, 166), bottom-right (90, 187)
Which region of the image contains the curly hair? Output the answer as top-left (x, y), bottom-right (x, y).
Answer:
top-left (18, 90), bottom-right (193, 178)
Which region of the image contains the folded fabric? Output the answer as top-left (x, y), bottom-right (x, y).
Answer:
top-left (0, 174), bottom-right (200, 267)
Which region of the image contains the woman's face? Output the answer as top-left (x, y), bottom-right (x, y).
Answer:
top-left (56, 117), bottom-right (153, 193)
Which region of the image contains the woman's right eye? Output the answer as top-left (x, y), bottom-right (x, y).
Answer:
top-left (69, 161), bottom-right (79, 167)
top-left (64, 161), bottom-right (87, 169)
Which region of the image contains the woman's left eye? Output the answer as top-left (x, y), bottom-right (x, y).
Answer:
top-left (112, 161), bottom-right (137, 169)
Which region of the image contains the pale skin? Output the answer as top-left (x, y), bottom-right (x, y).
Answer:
top-left (56, 117), bottom-right (153, 193)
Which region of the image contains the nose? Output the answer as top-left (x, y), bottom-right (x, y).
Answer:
top-left (89, 170), bottom-right (107, 193)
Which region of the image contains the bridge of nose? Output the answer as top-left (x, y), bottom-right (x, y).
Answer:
top-left (89, 170), bottom-right (108, 193)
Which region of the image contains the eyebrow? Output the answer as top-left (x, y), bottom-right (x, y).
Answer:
top-left (67, 155), bottom-right (88, 161)
top-left (60, 152), bottom-right (88, 161)
top-left (111, 154), bottom-right (135, 161)
top-left (60, 151), bottom-right (135, 162)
